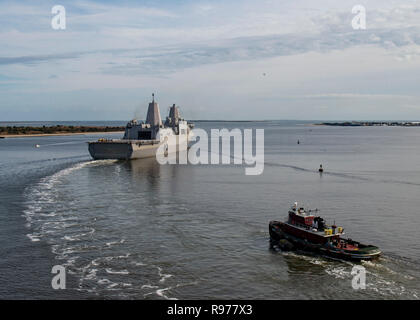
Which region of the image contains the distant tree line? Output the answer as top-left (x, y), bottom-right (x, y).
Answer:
top-left (0, 125), bottom-right (125, 135)
top-left (317, 121), bottom-right (420, 127)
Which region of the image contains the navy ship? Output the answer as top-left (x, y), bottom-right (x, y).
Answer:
top-left (88, 94), bottom-right (194, 160)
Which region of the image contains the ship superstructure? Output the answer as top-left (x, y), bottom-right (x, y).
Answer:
top-left (88, 94), bottom-right (194, 160)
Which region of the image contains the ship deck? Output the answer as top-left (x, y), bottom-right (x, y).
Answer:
top-left (89, 139), bottom-right (160, 145)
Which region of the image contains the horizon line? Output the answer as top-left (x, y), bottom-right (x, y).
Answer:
top-left (2, 119), bottom-right (420, 123)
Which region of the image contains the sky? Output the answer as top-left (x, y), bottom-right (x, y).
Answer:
top-left (0, 0), bottom-right (419, 121)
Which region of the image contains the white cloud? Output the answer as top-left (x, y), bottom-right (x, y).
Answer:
top-left (0, 0), bottom-right (420, 120)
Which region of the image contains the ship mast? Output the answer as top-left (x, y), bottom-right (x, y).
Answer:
top-left (145, 93), bottom-right (162, 139)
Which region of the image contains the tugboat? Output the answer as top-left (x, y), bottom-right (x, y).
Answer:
top-left (269, 202), bottom-right (381, 261)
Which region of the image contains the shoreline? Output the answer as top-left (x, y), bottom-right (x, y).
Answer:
top-left (0, 131), bottom-right (124, 138)
top-left (315, 121), bottom-right (420, 127)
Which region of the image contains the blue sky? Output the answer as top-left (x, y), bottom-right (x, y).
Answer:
top-left (0, 0), bottom-right (420, 120)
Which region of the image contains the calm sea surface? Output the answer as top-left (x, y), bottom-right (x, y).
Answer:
top-left (0, 121), bottom-right (419, 299)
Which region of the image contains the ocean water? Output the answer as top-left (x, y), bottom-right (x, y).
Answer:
top-left (0, 121), bottom-right (419, 299)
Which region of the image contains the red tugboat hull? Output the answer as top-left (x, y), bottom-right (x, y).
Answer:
top-left (269, 220), bottom-right (381, 261)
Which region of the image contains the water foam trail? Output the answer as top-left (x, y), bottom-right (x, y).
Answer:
top-left (264, 161), bottom-right (420, 187)
top-left (154, 281), bottom-right (199, 300)
top-left (106, 239), bottom-right (126, 247)
top-left (207, 150), bottom-right (386, 184)
top-left (26, 233), bottom-right (41, 242)
top-left (204, 139), bottom-right (419, 186)
top-left (157, 266), bottom-right (173, 283)
top-left (191, 145), bottom-right (420, 186)
top-left (106, 269), bottom-right (130, 275)
top-left (98, 279), bottom-right (112, 285)
top-left (156, 287), bottom-right (176, 300)
top-left (22, 159), bottom-right (126, 292)
top-left (279, 249), bottom-right (418, 298)
top-left (23, 161), bottom-right (98, 227)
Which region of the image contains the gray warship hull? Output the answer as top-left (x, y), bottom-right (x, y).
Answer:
top-left (88, 138), bottom-right (189, 160)
top-left (88, 140), bottom-right (158, 160)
